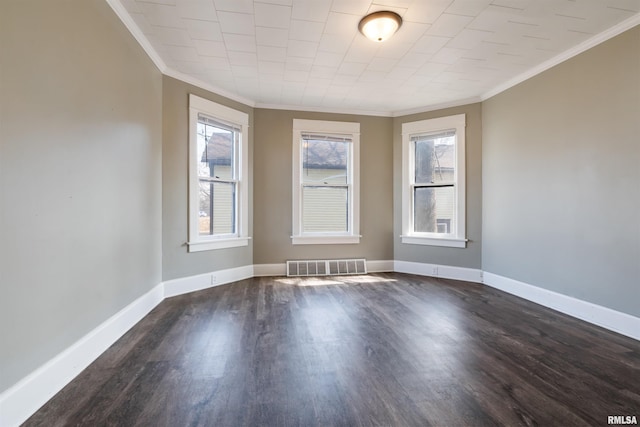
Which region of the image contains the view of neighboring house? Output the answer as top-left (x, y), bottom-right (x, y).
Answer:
top-left (300, 136), bottom-right (350, 233)
top-left (198, 119), bottom-right (236, 236)
top-left (413, 134), bottom-right (456, 234)
top-left (197, 127), bottom-right (458, 236)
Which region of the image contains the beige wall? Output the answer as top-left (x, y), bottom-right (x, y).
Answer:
top-left (162, 76), bottom-right (253, 281)
top-left (0, 0), bottom-right (163, 392)
top-left (393, 103), bottom-right (483, 268)
top-left (253, 109), bottom-right (394, 264)
top-left (482, 26), bottom-right (640, 317)
top-left (2, 0), bottom-right (636, 401)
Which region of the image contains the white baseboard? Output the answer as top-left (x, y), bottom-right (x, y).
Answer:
top-left (163, 265), bottom-right (254, 298)
top-left (253, 263), bottom-right (286, 277)
top-left (0, 264), bottom-right (254, 427)
top-left (394, 260), bottom-right (483, 283)
top-left (366, 260), bottom-right (395, 273)
top-left (0, 284), bottom-right (165, 427)
top-left (483, 272), bottom-right (640, 341)
top-left (5, 264), bottom-right (637, 426)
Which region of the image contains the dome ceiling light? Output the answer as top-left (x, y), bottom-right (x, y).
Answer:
top-left (358, 11), bottom-right (403, 42)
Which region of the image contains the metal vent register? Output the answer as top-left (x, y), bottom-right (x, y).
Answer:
top-left (286, 259), bottom-right (367, 277)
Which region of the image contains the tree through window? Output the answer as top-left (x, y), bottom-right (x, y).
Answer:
top-left (188, 94), bottom-right (249, 252)
top-left (401, 114), bottom-right (467, 248)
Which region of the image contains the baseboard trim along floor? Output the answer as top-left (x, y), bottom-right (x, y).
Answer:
top-left (483, 272), bottom-right (640, 342)
top-left (0, 284), bottom-right (164, 427)
top-left (1, 261), bottom-right (638, 426)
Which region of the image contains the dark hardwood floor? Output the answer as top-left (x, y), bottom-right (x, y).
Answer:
top-left (24, 273), bottom-right (640, 426)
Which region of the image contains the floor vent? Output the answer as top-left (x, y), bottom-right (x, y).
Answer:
top-left (287, 259), bottom-right (367, 277)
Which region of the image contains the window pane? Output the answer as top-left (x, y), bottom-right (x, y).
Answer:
top-left (199, 180), bottom-right (236, 235)
top-left (303, 186), bottom-right (348, 232)
top-left (414, 133), bottom-right (455, 184)
top-left (302, 139), bottom-right (349, 184)
top-left (414, 186), bottom-right (455, 233)
top-left (197, 116), bottom-right (235, 180)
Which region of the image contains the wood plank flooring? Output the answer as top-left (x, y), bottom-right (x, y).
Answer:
top-left (24, 273), bottom-right (640, 426)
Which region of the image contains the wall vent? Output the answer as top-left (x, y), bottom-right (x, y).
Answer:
top-left (287, 259), bottom-right (367, 277)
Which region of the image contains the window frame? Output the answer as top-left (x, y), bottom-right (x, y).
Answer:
top-left (401, 114), bottom-right (467, 248)
top-left (292, 119), bottom-right (360, 245)
top-left (187, 94), bottom-right (249, 252)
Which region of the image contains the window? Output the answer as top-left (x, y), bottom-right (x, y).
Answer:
top-left (292, 119), bottom-right (360, 245)
top-left (188, 94), bottom-right (249, 252)
top-left (401, 114), bottom-right (466, 248)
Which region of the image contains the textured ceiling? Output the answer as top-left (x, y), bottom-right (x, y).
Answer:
top-left (113, 0), bottom-right (640, 115)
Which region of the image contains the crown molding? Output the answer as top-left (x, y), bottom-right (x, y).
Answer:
top-left (105, 0), bottom-right (167, 73)
top-left (163, 69), bottom-right (256, 108)
top-left (252, 95), bottom-right (484, 118)
top-left (107, 0), bottom-right (256, 108)
top-left (482, 13), bottom-right (640, 101)
top-left (391, 96), bottom-right (482, 118)
top-left (254, 102), bottom-right (392, 117)
top-left (107, 0), bottom-right (639, 117)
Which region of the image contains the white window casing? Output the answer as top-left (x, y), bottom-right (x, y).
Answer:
top-left (401, 114), bottom-right (467, 248)
top-left (187, 94), bottom-right (250, 252)
top-left (292, 119), bottom-right (360, 245)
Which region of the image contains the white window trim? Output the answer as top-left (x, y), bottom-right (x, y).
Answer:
top-left (292, 119), bottom-right (360, 245)
top-left (401, 114), bottom-right (467, 248)
top-left (187, 94), bottom-right (250, 252)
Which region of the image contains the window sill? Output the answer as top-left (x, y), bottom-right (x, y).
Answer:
top-left (400, 235), bottom-right (467, 248)
top-left (291, 235), bottom-right (361, 245)
top-left (187, 237), bottom-right (250, 252)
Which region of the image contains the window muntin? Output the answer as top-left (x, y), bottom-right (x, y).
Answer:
top-left (411, 130), bottom-right (456, 236)
top-left (401, 114), bottom-right (466, 248)
top-left (301, 133), bottom-right (351, 234)
top-left (197, 114), bottom-right (239, 237)
top-left (292, 120), bottom-right (360, 245)
top-left (188, 94), bottom-right (249, 252)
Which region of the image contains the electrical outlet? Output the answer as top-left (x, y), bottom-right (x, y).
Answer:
top-left (211, 275), bottom-right (216, 285)
top-left (431, 266), bottom-right (438, 276)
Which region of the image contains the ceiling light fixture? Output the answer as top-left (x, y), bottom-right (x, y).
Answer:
top-left (358, 11), bottom-right (402, 42)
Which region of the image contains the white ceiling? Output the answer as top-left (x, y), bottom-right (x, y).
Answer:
top-left (111, 0), bottom-right (640, 115)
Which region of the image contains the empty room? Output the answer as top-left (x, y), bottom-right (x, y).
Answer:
top-left (1, 0), bottom-right (639, 425)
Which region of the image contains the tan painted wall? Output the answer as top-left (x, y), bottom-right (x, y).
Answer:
top-left (253, 109), bottom-right (394, 264)
top-left (0, 0), bottom-right (163, 392)
top-left (482, 26), bottom-right (640, 317)
top-left (3, 0), bottom-right (635, 400)
top-left (162, 76), bottom-right (254, 281)
top-left (393, 103), bottom-right (483, 268)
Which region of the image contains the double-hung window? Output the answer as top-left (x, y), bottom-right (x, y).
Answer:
top-left (188, 94), bottom-right (249, 252)
top-left (401, 114), bottom-right (466, 248)
top-left (292, 119), bottom-right (360, 245)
